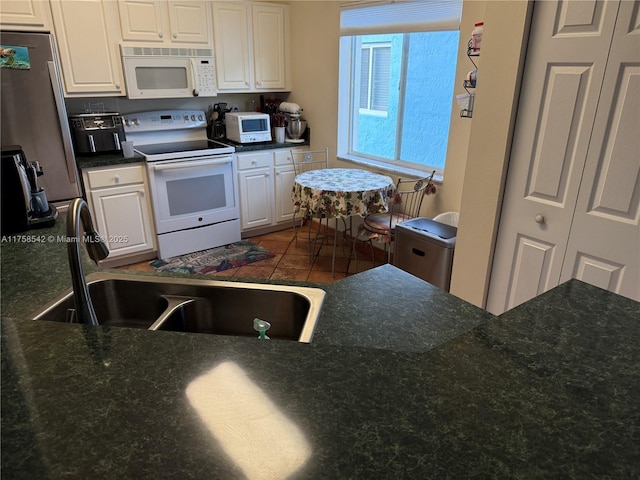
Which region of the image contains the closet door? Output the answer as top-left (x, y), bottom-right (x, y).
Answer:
top-left (486, 0), bottom-right (621, 314)
top-left (560, 0), bottom-right (640, 300)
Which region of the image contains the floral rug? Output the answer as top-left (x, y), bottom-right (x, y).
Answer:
top-left (149, 240), bottom-right (274, 275)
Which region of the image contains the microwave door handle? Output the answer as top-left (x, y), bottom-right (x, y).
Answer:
top-left (151, 157), bottom-right (232, 171)
top-left (190, 58), bottom-right (199, 97)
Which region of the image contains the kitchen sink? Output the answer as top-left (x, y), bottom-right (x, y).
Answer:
top-left (32, 272), bottom-right (325, 343)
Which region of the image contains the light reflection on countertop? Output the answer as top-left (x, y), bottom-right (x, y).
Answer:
top-left (186, 361), bottom-right (311, 480)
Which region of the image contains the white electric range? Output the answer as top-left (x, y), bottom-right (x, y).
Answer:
top-left (123, 110), bottom-right (240, 259)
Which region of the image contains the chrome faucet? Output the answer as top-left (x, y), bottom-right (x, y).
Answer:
top-left (67, 198), bottom-right (109, 326)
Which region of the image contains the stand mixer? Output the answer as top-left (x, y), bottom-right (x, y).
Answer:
top-left (278, 102), bottom-right (306, 143)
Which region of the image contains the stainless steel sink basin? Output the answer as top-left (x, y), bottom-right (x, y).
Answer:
top-left (32, 273), bottom-right (325, 343)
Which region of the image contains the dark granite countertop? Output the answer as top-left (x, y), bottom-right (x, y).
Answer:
top-left (2, 219), bottom-right (639, 478)
top-left (75, 136), bottom-right (309, 170)
top-left (76, 152), bottom-right (145, 169)
top-left (223, 138), bottom-right (310, 153)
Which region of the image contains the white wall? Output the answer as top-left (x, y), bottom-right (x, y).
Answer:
top-left (287, 1), bottom-right (341, 160)
top-left (285, 1), bottom-right (513, 225)
top-left (450, 1), bottom-right (532, 307)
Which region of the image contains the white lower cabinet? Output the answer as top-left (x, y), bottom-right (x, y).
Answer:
top-left (82, 163), bottom-right (156, 264)
top-left (237, 148), bottom-right (302, 233)
top-left (274, 152), bottom-right (297, 223)
top-left (238, 163), bottom-right (272, 230)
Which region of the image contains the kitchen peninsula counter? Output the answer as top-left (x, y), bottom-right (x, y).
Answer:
top-left (2, 219), bottom-right (639, 478)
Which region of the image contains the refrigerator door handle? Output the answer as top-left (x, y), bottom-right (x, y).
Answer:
top-left (47, 61), bottom-right (78, 185)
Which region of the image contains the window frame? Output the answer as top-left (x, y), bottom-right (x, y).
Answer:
top-left (338, 31), bottom-right (457, 178)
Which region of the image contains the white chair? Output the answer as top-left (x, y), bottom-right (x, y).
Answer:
top-left (291, 148), bottom-right (329, 176)
top-left (290, 148), bottom-right (331, 254)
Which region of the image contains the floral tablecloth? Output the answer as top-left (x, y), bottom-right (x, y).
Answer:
top-left (292, 168), bottom-right (395, 218)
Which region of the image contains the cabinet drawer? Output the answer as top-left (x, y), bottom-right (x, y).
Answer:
top-left (274, 149), bottom-right (293, 166)
top-left (237, 152), bottom-right (272, 170)
top-left (86, 165), bottom-right (145, 189)
top-left (275, 148), bottom-right (309, 166)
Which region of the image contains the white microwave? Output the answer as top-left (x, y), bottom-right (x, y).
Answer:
top-left (225, 112), bottom-right (271, 143)
top-left (121, 46), bottom-right (217, 99)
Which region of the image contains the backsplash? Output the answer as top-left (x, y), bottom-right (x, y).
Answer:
top-left (64, 93), bottom-right (291, 116)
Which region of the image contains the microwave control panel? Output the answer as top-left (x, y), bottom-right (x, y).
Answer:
top-left (192, 58), bottom-right (217, 97)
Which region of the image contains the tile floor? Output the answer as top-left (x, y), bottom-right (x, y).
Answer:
top-left (118, 223), bottom-right (389, 284)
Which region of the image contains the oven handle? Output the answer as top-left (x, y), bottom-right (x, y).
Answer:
top-left (149, 156), bottom-right (233, 171)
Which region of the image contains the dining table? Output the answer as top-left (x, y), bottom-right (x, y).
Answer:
top-left (291, 168), bottom-right (396, 276)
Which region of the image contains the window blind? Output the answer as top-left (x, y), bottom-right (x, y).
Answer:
top-left (340, 0), bottom-right (462, 36)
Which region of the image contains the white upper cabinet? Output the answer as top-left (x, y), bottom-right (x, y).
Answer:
top-left (211, 2), bottom-right (251, 90)
top-left (0, 0), bottom-right (53, 32)
top-left (118, 0), bottom-right (211, 45)
top-left (212, 2), bottom-right (290, 92)
top-left (251, 3), bottom-right (288, 91)
top-left (49, 0), bottom-right (126, 96)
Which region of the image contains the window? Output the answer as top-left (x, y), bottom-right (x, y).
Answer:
top-left (360, 43), bottom-right (391, 114)
top-left (339, 0), bottom-right (462, 174)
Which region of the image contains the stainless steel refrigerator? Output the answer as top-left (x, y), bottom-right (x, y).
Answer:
top-left (1, 31), bottom-right (81, 202)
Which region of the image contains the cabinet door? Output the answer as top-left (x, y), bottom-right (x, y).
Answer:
top-left (274, 164), bottom-right (296, 224)
top-left (167, 1), bottom-right (210, 44)
top-left (252, 3), bottom-right (288, 90)
top-left (212, 2), bottom-right (251, 91)
top-left (0, 0), bottom-right (53, 31)
top-left (117, 0), bottom-right (165, 43)
top-left (238, 167), bottom-right (272, 230)
top-left (49, 0), bottom-right (125, 95)
top-left (90, 183), bottom-right (156, 257)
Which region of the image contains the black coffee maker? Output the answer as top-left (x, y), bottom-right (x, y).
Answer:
top-left (1, 145), bottom-right (58, 234)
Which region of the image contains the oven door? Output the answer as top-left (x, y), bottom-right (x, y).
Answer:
top-left (147, 155), bottom-right (238, 234)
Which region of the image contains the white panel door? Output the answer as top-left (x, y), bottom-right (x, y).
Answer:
top-left (487, 0), bottom-right (620, 314)
top-left (560, 0), bottom-right (640, 301)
